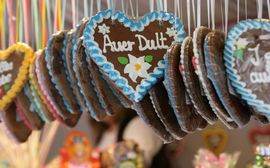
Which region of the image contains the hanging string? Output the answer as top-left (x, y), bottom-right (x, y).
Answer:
top-left (53, 0), bottom-right (58, 32)
top-left (163, 0), bottom-right (167, 12)
top-left (58, 0), bottom-right (62, 30)
top-left (136, 0), bottom-right (139, 18)
top-left (107, 0), bottom-right (111, 9)
top-left (187, 0), bottom-right (191, 36)
top-left (0, 0), bottom-right (6, 49)
top-left (97, 0), bottom-right (101, 12)
top-left (33, 0), bottom-right (41, 49)
top-left (257, 0), bottom-right (263, 19)
top-left (210, 0), bottom-right (215, 30)
top-left (84, 0), bottom-right (88, 17)
top-left (71, 0), bottom-right (75, 28)
top-left (22, 0), bottom-right (29, 44)
top-left (197, 0), bottom-right (201, 28)
top-left (149, 0), bottom-right (154, 13)
top-left (62, 0), bottom-right (66, 29)
top-left (224, 0), bottom-right (229, 36)
top-left (220, 0), bottom-right (224, 32)
top-left (191, 0), bottom-right (196, 29)
top-left (237, 0), bottom-right (239, 23)
top-left (19, 0), bottom-right (23, 42)
top-left (267, 0), bottom-right (270, 20)
top-left (121, 0), bottom-right (125, 12)
top-left (129, 0), bottom-right (134, 18)
top-left (207, 0), bottom-right (210, 28)
top-left (90, 0), bottom-right (93, 17)
top-left (75, 0), bottom-right (78, 24)
top-left (46, 0), bottom-right (52, 36)
top-left (7, 0), bottom-right (15, 45)
top-left (245, 0), bottom-right (248, 20)
top-left (41, 0), bottom-right (46, 48)
top-left (16, 0), bottom-right (19, 42)
top-left (180, 0), bottom-right (182, 21)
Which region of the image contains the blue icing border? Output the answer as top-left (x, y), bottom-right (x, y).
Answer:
top-left (85, 51), bottom-right (108, 112)
top-left (62, 29), bottom-right (85, 112)
top-left (72, 38), bottom-right (102, 119)
top-left (45, 33), bottom-right (73, 113)
top-left (83, 9), bottom-right (186, 102)
top-left (224, 19), bottom-right (270, 115)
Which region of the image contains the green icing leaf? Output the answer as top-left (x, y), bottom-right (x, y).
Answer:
top-left (3, 85), bottom-right (10, 91)
top-left (233, 49), bottom-right (244, 61)
top-left (117, 56), bottom-right (129, 65)
top-left (144, 55), bottom-right (153, 63)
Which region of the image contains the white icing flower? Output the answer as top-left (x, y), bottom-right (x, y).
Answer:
top-left (124, 54), bottom-right (151, 83)
top-left (98, 23), bottom-right (110, 35)
top-left (166, 27), bottom-right (177, 39)
top-left (236, 38), bottom-right (250, 49)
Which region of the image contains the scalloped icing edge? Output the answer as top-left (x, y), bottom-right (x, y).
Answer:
top-left (224, 19), bottom-right (270, 114)
top-left (14, 99), bottom-right (33, 130)
top-left (180, 36), bottom-right (216, 125)
top-left (33, 51), bottom-right (64, 124)
top-left (72, 38), bottom-right (99, 120)
top-left (83, 9), bottom-right (186, 102)
top-left (0, 43), bottom-right (33, 109)
top-left (29, 53), bottom-right (57, 122)
top-left (27, 82), bottom-right (50, 123)
top-left (45, 32), bottom-right (73, 113)
top-left (193, 27), bottom-right (234, 123)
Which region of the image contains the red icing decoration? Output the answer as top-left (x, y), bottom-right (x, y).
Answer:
top-left (192, 56), bottom-right (197, 71)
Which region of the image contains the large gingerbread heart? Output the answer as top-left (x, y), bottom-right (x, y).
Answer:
top-left (224, 19), bottom-right (270, 116)
top-left (0, 43), bottom-right (33, 109)
top-left (83, 10), bottom-right (186, 102)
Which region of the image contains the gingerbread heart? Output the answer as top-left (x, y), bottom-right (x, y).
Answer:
top-left (0, 43), bottom-right (33, 109)
top-left (202, 126), bottom-right (228, 155)
top-left (83, 10), bottom-right (186, 102)
top-left (224, 19), bottom-right (270, 116)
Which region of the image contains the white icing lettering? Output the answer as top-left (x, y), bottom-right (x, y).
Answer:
top-left (248, 44), bottom-right (261, 66)
top-left (0, 74), bottom-right (12, 86)
top-left (103, 34), bottom-right (135, 53)
top-left (135, 33), bottom-right (169, 51)
top-left (250, 52), bottom-right (270, 84)
top-left (0, 61), bottom-right (13, 73)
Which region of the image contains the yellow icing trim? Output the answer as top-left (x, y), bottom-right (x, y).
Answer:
top-left (28, 51), bottom-right (50, 109)
top-left (0, 43), bottom-right (33, 109)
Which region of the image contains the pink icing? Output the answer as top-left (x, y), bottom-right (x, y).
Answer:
top-left (35, 53), bottom-right (64, 125)
top-left (15, 99), bottom-right (33, 130)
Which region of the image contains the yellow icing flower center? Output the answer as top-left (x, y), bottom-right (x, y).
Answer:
top-left (135, 64), bottom-right (141, 71)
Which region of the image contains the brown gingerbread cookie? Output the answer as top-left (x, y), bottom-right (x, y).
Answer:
top-left (164, 43), bottom-right (207, 132)
top-left (38, 49), bottom-right (81, 127)
top-left (193, 27), bottom-right (239, 128)
top-left (180, 36), bottom-right (217, 124)
top-left (148, 81), bottom-right (187, 139)
top-left (63, 30), bottom-right (88, 113)
top-left (87, 55), bottom-right (127, 116)
top-left (180, 36), bottom-right (237, 129)
top-left (133, 94), bottom-right (175, 143)
top-left (204, 30), bottom-right (251, 127)
top-left (46, 31), bottom-right (81, 114)
top-left (73, 38), bottom-right (107, 121)
top-left (15, 90), bottom-right (44, 130)
top-left (0, 101), bottom-right (32, 142)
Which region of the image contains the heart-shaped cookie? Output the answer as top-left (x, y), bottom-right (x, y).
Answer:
top-left (0, 43), bottom-right (33, 109)
top-left (202, 126), bottom-right (228, 155)
top-left (204, 30), bottom-right (251, 127)
top-left (224, 19), bottom-right (270, 116)
top-left (83, 10), bottom-right (186, 102)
